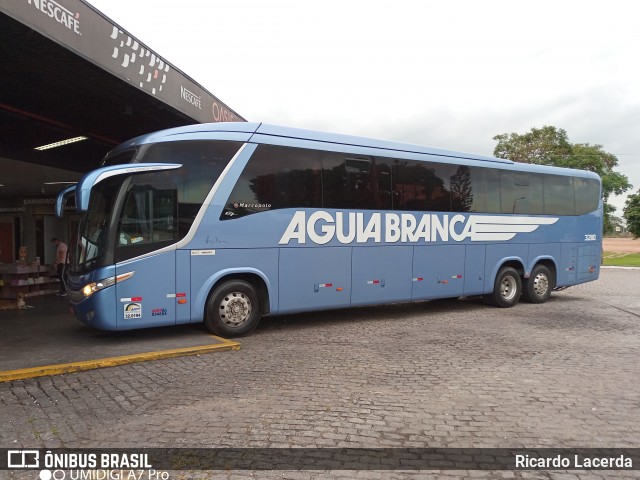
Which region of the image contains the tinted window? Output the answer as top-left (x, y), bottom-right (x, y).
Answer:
top-left (102, 149), bottom-right (137, 167)
top-left (393, 161), bottom-right (454, 212)
top-left (544, 175), bottom-right (575, 215)
top-left (527, 174), bottom-right (544, 214)
top-left (450, 166), bottom-right (473, 212)
top-left (372, 159), bottom-right (393, 210)
top-left (500, 172), bottom-right (544, 214)
top-left (222, 144), bottom-right (599, 218)
top-left (501, 171), bottom-right (528, 214)
top-left (393, 161), bottom-right (426, 211)
top-left (323, 154), bottom-right (393, 210)
top-left (425, 163), bottom-right (455, 211)
top-left (469, 167), bottom-right (501, 213)
top-left (223, 145), bottom-right (322, 218)
top-left (574, 177), bottom-right (600, 214)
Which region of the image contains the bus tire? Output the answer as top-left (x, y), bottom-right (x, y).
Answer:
top-left (485, 267), bottom-right (522, 308)
top-left (204, 280), bottom-right (261, 336)
top-left (522, 265), bottom-right (553, 304)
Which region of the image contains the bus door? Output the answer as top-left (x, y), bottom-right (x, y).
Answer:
top-left (412, 245), bottom-right (466, 300)
top-left (113, 184), bottom-right (178, 328)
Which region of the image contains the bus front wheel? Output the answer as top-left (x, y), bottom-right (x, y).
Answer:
top-left (486, 267), bottom-right (522, 308)
top-left (205, 280), bottom-right (261, 336)
top-left (522, 265), bottom-right (553, 304)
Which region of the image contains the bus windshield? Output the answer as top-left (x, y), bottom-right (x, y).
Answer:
top-left (71, 175), bottom-right (124, 273)
top-left (69, 139), bottom-right (243, 273)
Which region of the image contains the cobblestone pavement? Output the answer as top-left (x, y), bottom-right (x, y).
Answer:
top-left (1, 269), bottom-right (639, 479)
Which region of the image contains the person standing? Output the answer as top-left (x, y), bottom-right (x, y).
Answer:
top-left (51, 238), bottom-right (68, 296)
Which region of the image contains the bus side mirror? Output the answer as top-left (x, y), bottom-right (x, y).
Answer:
top-left (55, 184), bottom-right (77, 218)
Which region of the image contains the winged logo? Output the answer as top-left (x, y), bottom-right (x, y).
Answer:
top-left (466, 215), bottom-right (559, 241)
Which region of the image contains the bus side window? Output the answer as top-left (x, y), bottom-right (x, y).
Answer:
top-left (373, 160), bottom-right (393, 210)
top-left (392, 161), bottom-right (453, 212)
top-left (392, 161), bottom-right (427, 211)
top-left (501, 171), bottom-right (526, 214)
top-left (116, 182), bottom-right (177, 262)
top-left (222, 145), bottom-right (322, 219)
top-left (450, 165), bottom-right (473, 212)
top-left (499, 171), bottom-right (542, 214)
top-left (574, 177), bottom-right (600, 214)
top-left (321, 154), bottom-right (390, 210)
top-left (468, 167), bottom-right (501, 213)
top-left (544, 175), bottom-right (576, 215)
top-left (424, 162), bottom-right (454, 212)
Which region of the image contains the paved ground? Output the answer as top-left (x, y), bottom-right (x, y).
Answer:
top-left (1, 269), bottom-right (639, 479)
top-left (0, 297), bottom-right (235, 373)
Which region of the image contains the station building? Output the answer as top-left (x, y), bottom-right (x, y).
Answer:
top-left (0, 0), bottom-right (244, 270)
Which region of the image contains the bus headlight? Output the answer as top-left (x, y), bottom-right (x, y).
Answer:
top-left (82, 279), bottom-right (113, 297)
top-left (81, 271), bottom-right (134, 298)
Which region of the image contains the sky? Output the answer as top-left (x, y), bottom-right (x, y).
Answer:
top-left (85, 0), bottom-right (640, 217)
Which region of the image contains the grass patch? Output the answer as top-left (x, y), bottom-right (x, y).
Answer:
top-left (602, 252), bottom-right (640, 267)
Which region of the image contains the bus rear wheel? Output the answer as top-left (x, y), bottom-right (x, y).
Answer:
top-left (204, 280), bottom-right (261, 336)
top-left (485, 267), bottom-right (522, 308)
top-left (522, 265), bottom-right (553, 303)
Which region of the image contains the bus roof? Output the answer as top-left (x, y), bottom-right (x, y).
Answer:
top-left (115, 122), bottom-right (513, 165)
top-left (110, 122), bottom-right (600, 180)
top-left (252, 123), bottom-right (513, 165)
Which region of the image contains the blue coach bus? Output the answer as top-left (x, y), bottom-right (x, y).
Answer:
top-left (56, 123), bottom-right (602, 336)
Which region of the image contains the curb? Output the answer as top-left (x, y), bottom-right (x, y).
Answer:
top-left (600, 266), bottom-right (640, 270)
top-left (0, 335), bottom-right (240, 383)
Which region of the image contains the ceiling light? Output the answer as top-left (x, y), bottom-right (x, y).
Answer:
top-left (43, 181), bottom-right (77, 185)
top-left (35, 136), bottom-right (88, 151)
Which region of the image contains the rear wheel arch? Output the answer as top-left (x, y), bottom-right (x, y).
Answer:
top-left (528, 258), bottom-right (557, 289)
top-left (523, 261), bottom-right (556, 303)
top-left (485, 260), bottom-right (525, 308)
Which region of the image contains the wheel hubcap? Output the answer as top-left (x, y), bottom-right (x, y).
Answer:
top-left (219, 292), bottom-right (251, 327)
top-left (532, 273), bottom-right (549, 296)
top-left (500, 276), bottom-right (517, 301)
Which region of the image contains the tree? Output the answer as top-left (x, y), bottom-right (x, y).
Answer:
top-left (624, 189), bottom-right (640, 238)
top-left (564, 143), bottom-right (631, 200)
top-left (603, 203), bottom-right (618, 237)
top-left (609, 214), bottom-right (625, 235)
top-left (492, 126), bottom-right (632, 234)
top-left (493, 126), bottom-right (572, 165)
